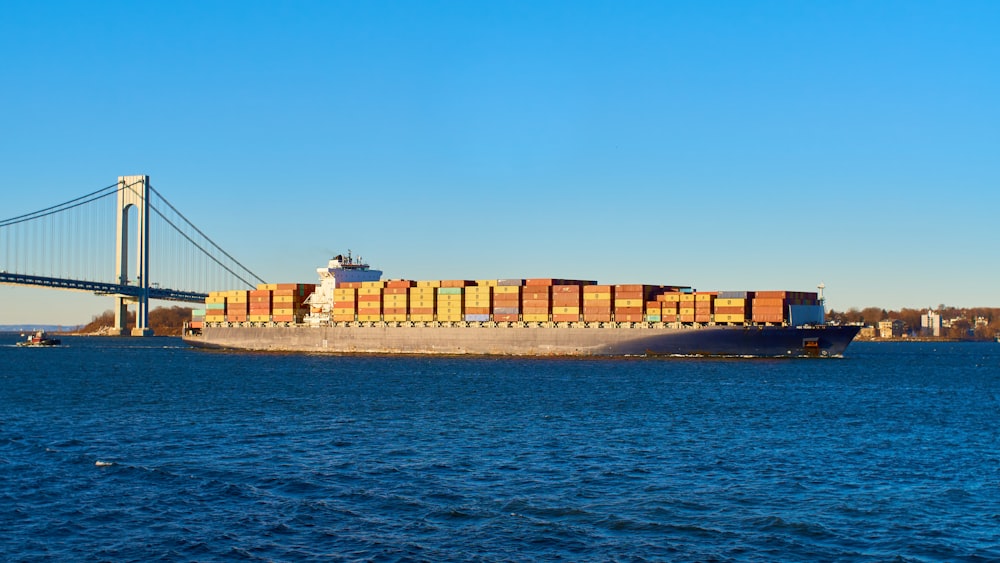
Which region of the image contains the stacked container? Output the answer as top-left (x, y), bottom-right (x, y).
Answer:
top-left (383, 280), bottom-right (413, 322)
top-left (493, 279), bottom-right (523, 322)
top-left (205, 292), bottom-right (226, 323)
top-left (694, 292), bottom-right (716, 323)
top-left (410, 281), bottom-right (438, 322)
top-left (437, 280), bottom-right (472, 322)
top-left (249, 288), bottom-right (272, 322)
top-left (522, 279), bottom-right (553, 322)
top-left (272, 283), bottom-right (315, 323)
top-left (715, 291), bottom-right (753, 323)
top-left (464, 283), bottom-right (492, 322)
top-left (657, 292), bottom-right (681, 322)
top-left (224, 290), bottom-right (249, 322)
top-left (752, 291), bottom-right (819, 323)
top-left (552, 284), bottom-right (583, 322)
top-left (614, 284), bottom-right (655, 323)
top-left (332, 283), bottom-right (359, 322)
top-left (679, 293), bottom-right (697, 323)
top-left (190, 308), bottom-right (205, 329)
top-left (357, 281), bottom-right (384, 322)
top-left (583, 285), bottom-right (613, 322)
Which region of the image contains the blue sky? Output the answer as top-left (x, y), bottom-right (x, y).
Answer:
top-left (2, 1), bottom-right (998, 324)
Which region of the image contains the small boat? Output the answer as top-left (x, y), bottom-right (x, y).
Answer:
top-left (16, 330), bottom-right (61, 347)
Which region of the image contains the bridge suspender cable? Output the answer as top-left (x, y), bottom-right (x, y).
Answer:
top-left (149, 186), bottom-right (266, 285)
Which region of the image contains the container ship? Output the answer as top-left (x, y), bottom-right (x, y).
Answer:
top-left (182, 254), bottom-right (860, 358)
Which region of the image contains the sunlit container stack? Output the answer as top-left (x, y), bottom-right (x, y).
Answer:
top-left (694, 292), bottom-right (716, 323)
top-left (224, 290), bottom-right (249, 322)
top-left (332, 284), bottom-right (358, 322)
top-left (464, 282), bottom-right (492, 322)
top-left (357, 281), bottom-right (385, 322)
top-left (614, 284), bottom-right (657, 323)
top-left (205, 293), bottom-right (226, 323)
top-left (410, 281), bottom-right (438, 322)
top-left (752, 291), bottom-right (820, 324)
top-left (715, 291), bottom-right (754, 324)
top-left (583, 285), bottom-right (613, 322)
top-left (197, 271), bottom-right (821, 328)
top-left (493, 279), bottom-right (523, 322)
top-left (249, 288), bottom-right (272, 322)
top-left (656, 292), bottom-right (682, 322)
top-left (383, 280), bottom-right (413, 322)
top-left (437, 280), bottom-right (472, 322)
top-left (552, 284), bottom-right (584, 322)
top-left (190, 308), bottom-right (206, 329)
top-left (522, 280), bottom-right (552, 322)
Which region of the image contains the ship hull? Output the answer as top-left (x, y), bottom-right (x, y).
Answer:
top-left (183, 323), bottom-right (860, 358)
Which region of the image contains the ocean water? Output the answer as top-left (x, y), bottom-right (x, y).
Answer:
top-left (2, 336), bottom-right (998, 562)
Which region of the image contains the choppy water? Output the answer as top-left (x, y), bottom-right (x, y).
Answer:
top-left (2, 335), bottom-right (999, 561)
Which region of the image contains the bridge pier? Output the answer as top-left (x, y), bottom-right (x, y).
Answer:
top-left (116, 175), bottom-right (154, 337)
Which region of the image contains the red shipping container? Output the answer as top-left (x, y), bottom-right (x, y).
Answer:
top-left (552, 314), bottom-right (580, 322)
top-left (386, 280), bottom-right (415, 288)
top-left (494, 314), bottom-right (519, 322)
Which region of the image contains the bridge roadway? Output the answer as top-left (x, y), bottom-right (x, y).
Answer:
top-left (0, 272), bottom-right (207, 303)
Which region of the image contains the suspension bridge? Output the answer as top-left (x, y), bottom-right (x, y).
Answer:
top-left (0, 175), bottom-right (265, 336)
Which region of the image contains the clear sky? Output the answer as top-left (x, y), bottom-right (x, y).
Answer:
top-left (2, 1), bottom-right (998, 325)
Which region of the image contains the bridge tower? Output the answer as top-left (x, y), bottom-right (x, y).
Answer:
top-left (115, 175), bottom-right (153, 336)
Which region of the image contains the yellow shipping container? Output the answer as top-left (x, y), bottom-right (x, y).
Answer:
top-left (383, 314), bottom-right (408, 322)
top-left (273, 295), bottom-right (297, 304)
top-left (416, 280), bottom-right (442, 288)
top-left (583, 292), bottom-right (612, 300)
top-left (465, 287), bottom-right (492, 296)
top-left (716, 314), bottom-right (746, 323)
top-left (465, 299), bottom-right (492, 308)
top-left (695, 294), bottom-right (715, 302)
top-left (257, 283), bottom-right (278, 291)
top-left (437, 296), bottom-right (463, 303)
top-left (410, 300), bottom-right (437, 308)
top-left (715, 298), bottom-right (746, 307)
top-left (614, 299), bottom-right (644, 308)
top-left (659, 293), bottom-right (682, 302)
top-left (437, 314), bottom-right (463, 322)
top-left (523, 314), bottom-right (549, 322)
top-left (249, 314), bottom-right (271, 322)
top-left (358, 287), bottom-right (383, 296)
top-left (382, 296), bottom-right (408, 303)
top-left (493, 286), bottom-right (521, 295)
top-left (680, 294), bottom-right (696, 303)
top-left (680, 307), bottom-right (696, 315)
top-left (361, 281), bottom-right (386, 288)
top-left (475, 279), bottom-right (498, 287)
top-left (410, 314), bottom-right (435, 322)
top-left (358, 314), bottom-right (382, 321)
top-left (206, 296), bottom-right (226, 304)
top-left (436, 307), bottom-right (463, 316)
top-left (332, 314), bottom-right (355, 322)
top-left (554, 307), bottom-right (581, 314)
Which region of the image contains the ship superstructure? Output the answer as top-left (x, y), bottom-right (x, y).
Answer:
top-left (304, 252), bottom-right (382, 326)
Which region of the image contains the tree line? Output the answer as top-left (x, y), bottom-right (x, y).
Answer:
top-left (79, 306), bottom-right (194, 336)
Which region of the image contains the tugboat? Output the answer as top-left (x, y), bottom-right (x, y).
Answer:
top-left (16, 330), bottom-right (61, 347)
